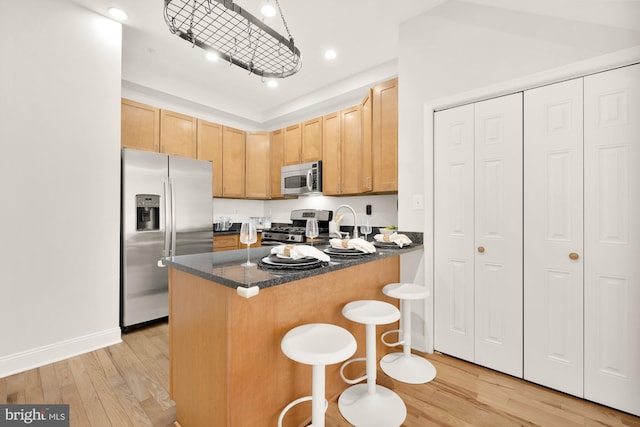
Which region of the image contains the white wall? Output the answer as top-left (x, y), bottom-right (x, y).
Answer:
top-left (396, 0), bottom-right (640, 352)
top-left (0, 0), bottom-right (122, 376)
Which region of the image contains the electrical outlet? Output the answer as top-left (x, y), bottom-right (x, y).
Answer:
top-left (412, 194), bottom-right (424, 210)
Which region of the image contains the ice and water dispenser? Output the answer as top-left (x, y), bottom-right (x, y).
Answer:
top-left (136, 194), bottom-right (160, 231)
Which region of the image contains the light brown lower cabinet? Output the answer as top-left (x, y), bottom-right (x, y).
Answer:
top-left (213, 233), bottom-right (261, 252)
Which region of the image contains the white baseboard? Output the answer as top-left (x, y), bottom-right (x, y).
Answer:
top-left (0, 327), bottom-right (122, 378)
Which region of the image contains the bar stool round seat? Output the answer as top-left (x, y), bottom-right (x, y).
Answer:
top-left (278, 323), bottom-right (356, 427)
top-left (338, 300), bottom-right (406, 427)
top-left (380, 283), bottom-right (437, 384)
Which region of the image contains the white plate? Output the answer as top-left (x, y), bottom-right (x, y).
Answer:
top-left (261, 256), bottom-right (322, 267)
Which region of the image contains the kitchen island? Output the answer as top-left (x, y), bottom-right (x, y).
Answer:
top-left (164, 242), bottom-right (422, 427)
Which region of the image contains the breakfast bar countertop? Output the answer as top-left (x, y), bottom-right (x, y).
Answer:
top-left (164, 234), bottom-right (423, 290)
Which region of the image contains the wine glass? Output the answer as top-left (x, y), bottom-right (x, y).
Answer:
top-left (305, 218), bottom-right (319, 246)
top-left (240, 220), bottom-right (257, 267)
top-left (360, 218), bottom-right (372, 241)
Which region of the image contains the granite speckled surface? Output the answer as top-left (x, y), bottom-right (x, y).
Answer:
top-left (164, 238), bottom-right (423, 290)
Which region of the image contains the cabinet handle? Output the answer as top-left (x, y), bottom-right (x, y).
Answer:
top-left (569, 252), bottom-right (579, 260)
top-left (477, 246), bottom-right (485, 253)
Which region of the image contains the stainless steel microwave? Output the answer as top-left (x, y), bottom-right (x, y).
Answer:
top-left (281, 161), bottom-right (322, 196)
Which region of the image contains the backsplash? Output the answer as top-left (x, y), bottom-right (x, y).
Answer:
top-left (213, 194), bottom-right (398, 228)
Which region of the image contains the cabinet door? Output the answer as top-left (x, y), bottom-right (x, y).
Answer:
top-left (301, 117), bottom-right (323, 162)
top-left (160, 109), bottom-right (197, 158)
top-left (197, 119), bottom-right (223, 197)
top-left (121, 99), bottom-right (159, 152)
top-left (474, 93), bottom-right (523, 378)
top-left (372, 78), bottom-right (398, 192)
top-left (270, 129), bottom-right (284, 199)
top-left (284, 124), bottom-right (301, 165)
top-left (340, 105), bottom-right (363, 195)
top-left (434, 103), bottom-right (475, 363)
top-left (245, 132), bottom-right (270, 199)
top-left (584, 63), bottom-right (640, 416)
top-left (222, 126), bottom-right (245, 198)
top-left (323, 112), bottom-right (341, 196)
top-left (524, 78), bottom-right (584, 396)
top-left (361, 90), bottom-right (373, 192)
top-left (213, 234), bottom-right (239, 252)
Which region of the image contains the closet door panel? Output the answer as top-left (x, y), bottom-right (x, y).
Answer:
top-left (434, 104), bottom-right (475, 362)
top-left (584, 63), bottom-right (640, 416)
top-left (473, 93), bottom-right (523, 377)
top-left (523, 78), bottom-right (584, 396)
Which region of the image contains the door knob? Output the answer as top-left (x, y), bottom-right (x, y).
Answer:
top-left (569, 252), bottom-right (579, 260)
top-left (477, 246), bottom-right (485, 253)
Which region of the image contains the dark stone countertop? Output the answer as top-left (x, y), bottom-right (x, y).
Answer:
top-left (164, 238), bottom-right (423, 291)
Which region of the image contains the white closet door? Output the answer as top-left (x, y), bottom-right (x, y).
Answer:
top-left (523, 78), bottom-right (584, 396)
top-left (434, 104), bottom-right (475, 362)
top-left (473, 93), bottom-right (523, 377)
top-left (584, 63), bottom-right (640, 416)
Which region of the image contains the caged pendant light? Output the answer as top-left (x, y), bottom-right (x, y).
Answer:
top-left (164, 0), bottom-right (302, 79)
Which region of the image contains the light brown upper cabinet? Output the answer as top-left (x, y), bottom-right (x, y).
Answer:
top-left (283, 124), bottom-right (302, 165)
top-left (270, 129), bottom-right (284, 199)
top-left (160, 109), bottom-right (197, 158)
top-left (340, 104), bottom-right (363, 195)
top-left (245, 132), bottom-right (271, 199)
top-left (221, 126), bottom-right (245, 198)
top-left (322, 105), bottom-right (364, 196)
top-left (322, 112), bottom-right (341, 196)
top-left (301, 117), bottom-right (323, 162)
top-left (121, 99), bottom-right (160, 152)
top-left (372, 78), bottom-right (398, 192)
top-left (361, 89), bottom-right (373, 192)
top-left (196, 119), bottom-right (223, 197)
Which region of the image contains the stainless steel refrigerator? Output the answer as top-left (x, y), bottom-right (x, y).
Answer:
top-left (121, 148), bottom-right (212, 330)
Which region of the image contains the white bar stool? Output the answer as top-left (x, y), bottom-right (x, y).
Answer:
top-left (338, 300), bottom-right (407, 427)
top-left (380, 282), bottom-right (437, 384)
top-left (278, 323), bottom-right (357, 427)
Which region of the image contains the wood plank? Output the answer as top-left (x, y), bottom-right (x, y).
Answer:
top-left (94, 348), bottom-right (154, 427)
top-left (5, 372), bottom-right (25, 404)
top-left (59, 383), bottom-right (91, 426)
top-left (23, 368), bottom-right (44, 404)
top-left (39, 364), bottom-right (62, 404)
top-left (67, 355), bottom-right (111, 426)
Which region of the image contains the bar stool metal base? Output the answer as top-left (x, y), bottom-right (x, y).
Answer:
top-left (338, 383), bottom-right (406, 427)
top-left (380, 352), bottom-right (437, 384)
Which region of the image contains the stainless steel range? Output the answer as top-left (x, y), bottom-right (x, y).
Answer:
top-left (261, 209), bottom-right (333, 244)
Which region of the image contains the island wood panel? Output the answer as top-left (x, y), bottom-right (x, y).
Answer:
top-left (169, 256), bottom-right (400, 427)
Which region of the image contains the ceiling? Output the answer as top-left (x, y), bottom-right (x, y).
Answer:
top-left (73, 0), bottom-right (640, 126)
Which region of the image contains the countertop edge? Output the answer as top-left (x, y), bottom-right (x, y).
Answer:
top-left (165, 244), bottom-right (423, 290)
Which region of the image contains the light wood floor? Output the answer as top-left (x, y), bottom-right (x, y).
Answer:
top-left (2, 322), bottom-right (638, 427)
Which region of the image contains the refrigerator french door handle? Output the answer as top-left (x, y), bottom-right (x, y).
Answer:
top-left (170, 178), bottom-right (177, 257)
top-left (157, 177), bottom-right (171, 267)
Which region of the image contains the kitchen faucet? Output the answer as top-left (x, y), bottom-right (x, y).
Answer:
top-left (334, 204), bottom-right (359, 239)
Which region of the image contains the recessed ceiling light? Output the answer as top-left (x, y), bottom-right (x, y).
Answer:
top-left (261, 4), bottom-right (276, 17)
top-left (324, 49), bottom-right (337, 60)
top-left (267, 80), bottom-right (278, 88)
top-left (108, 7), bottom-right (128, 21)
top-left (206, 52), bottom-right (219, 62)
